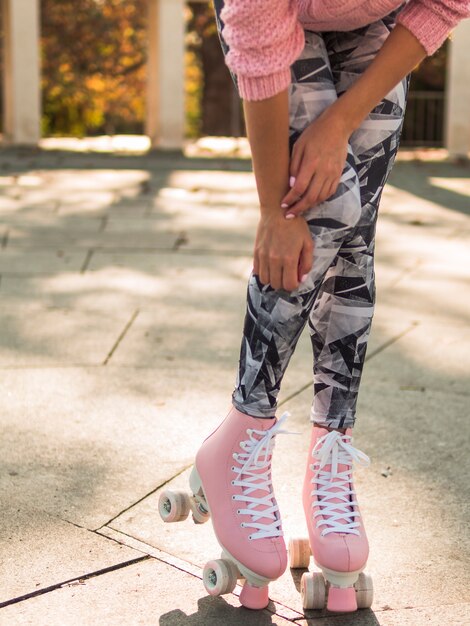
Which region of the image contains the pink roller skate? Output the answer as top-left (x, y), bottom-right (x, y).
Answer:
top-left (289, 426), bottom-right (373, 612)
top-left (159, 406), bottom-right (295, 609)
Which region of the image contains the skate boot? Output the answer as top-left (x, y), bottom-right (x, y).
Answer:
top-left (159, 406), bottom-right (297, 609)
top-left (289, 426), bottom-right (373, 612)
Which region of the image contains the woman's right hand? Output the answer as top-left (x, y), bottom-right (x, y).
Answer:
top-left (253, 211), bottom-right (314, 292)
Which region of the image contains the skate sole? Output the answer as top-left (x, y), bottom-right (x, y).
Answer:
top-left (313, 559), bottom-right (364, 588)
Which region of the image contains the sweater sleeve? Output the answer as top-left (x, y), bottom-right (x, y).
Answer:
top-left (219, 0), bottom-right (305, 101)
top-left (397, 0), bottom-right (470, 55)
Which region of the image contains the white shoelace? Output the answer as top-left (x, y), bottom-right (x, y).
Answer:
top-left (310, 430), bottom-right (370, 536)
top-left (231, 411), bottom-right (300, 540)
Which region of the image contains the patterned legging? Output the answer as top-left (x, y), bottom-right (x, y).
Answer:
top-left (213, 1), bottom-right (409, 429)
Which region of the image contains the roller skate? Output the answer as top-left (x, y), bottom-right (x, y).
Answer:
top-left (289, 426), bottom-right (373, 612)
top-left (158, 406), bottom-right (297, 609)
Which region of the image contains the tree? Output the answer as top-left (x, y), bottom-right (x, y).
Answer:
top-left (41, 0), bottom-right (147, 136)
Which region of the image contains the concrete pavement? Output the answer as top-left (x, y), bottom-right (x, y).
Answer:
top-left (0, 143), bottom-right (469, 625)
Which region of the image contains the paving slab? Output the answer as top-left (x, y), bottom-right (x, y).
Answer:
top-left (378, 277), bottom-right (469, 327)
top-left (0, 249), bottom-right (87, 275)
top-left (0, 504), bottom-right (141, 605)
top-left (0, 268), bottom-right (178, 310)
top-left (296, 603), bottom-right (470, 625)
top-left (0, 557), bottom-right (297, 626)
top-left (356, 322), bottom-right (470, 395)
top-left (4, 225), bottom-right (179, 250)
top-left (0, 366), bottom-right (235, 529)
top-left (0, 304), bottom-right (136, 366)
top-left (86, 248), bottom-right (252, 282)
top-left (57, 194), bottom-right (149, 217)
top-left (105, 214), bottom-right (258, 254)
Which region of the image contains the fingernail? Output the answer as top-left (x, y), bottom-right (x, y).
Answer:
top-left (301, 273), bottom-right (309, 282)
top-left (281, 203), bottom-right (289, 208)
top-left (285, 213), bottom-right (295, 219)
top-left (289, 176), bottom-right (296, 187)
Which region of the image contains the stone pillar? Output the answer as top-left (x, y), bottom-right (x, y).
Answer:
top-left (1, 0), bottom-right (41, 145)
top-left (146, 0), bottom-right (185, 150)
top-left (445, 20), bottom-right (470, 159)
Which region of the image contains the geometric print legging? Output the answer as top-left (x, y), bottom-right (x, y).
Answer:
top-left (213, 2), bottom-right (410, 429)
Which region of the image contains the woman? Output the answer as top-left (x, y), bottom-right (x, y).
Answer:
top-left (177, 0), bottom-right (469, 612)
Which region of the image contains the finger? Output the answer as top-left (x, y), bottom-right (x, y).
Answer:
top-left (258, 254), bottom-right (270, 287)
top-left (289, 144), bottom-right (303, 182)
top-left (286, 172), bottom-right (333, 217)
top-left (253, 249), bottom-right (259, 275)
top-left (316, 178), bottom-right (336, 205)
top-left (282, 258), bottom-right (299, 292)
top-left (306, 171), bottom-right (328, 207)
top-left (298, 238), bottom-right (314, 281)
top-left (269, 255), bottom-right (283, 290)
top-left (328, 176), bottom-right (341, 200)
top-left (281, 158), bottom-right (312, 207)
top-left (284, 185), bottom-right (320, 217)
top-left (282, 179), bottom-right (309, 208)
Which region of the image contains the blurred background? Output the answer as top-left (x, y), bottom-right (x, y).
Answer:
top-left (0, 0), bottom-right (469, 155)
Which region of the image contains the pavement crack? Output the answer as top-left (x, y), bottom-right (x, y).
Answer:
top-left (364, 321), bottom-right (419, 361)
top-left (80, 249), bottom-right (94, 273)
top-left (172, 230), bottom-right (189, 250)
top-left (1, 229), bottom-right (9, 249)
top-left (95, 463), bottom-right (193, 529)
top-left (0, 555), bottom-right (150, 609)
top-left (389, 258), bottom-right (424, 288)
top-left (96, 527), bottom-right (304, 621)
top-left (102, 308), bottom-right (139, 365)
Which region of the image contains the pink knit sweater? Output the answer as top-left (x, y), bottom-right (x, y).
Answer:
top-left (219, 0), bottom-right (470, 101)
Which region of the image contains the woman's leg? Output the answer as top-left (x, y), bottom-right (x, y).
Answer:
top-left (308, 12), bottom-right (410, 429)
top-left (232, 31), bottom-right (365, 418)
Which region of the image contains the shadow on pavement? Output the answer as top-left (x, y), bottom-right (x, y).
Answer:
top-left (159, 595), bottom-right (279, 626)
top-left (159, 594), bottom-right (382, 626)
top-left (389, 159), bottom-right (470, 216)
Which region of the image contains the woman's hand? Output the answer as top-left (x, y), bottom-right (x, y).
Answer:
top-left (253, 211), bottom-right (313, 292)
top-left (280, 109), bottom-right (350, 217)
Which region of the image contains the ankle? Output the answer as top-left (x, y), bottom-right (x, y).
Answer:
top-left (313, 423), bottom-right (347, 435)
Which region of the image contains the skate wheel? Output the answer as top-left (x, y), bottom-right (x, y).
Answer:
top-left (355, 572), bottom-right (374, 609)
top-left (158, 490), bottom-right (190, 523)
top-left (203, 559), bottom-right (238, 596)
top-left (190, 497), bottom-right (210, 524)
top-left (288, 537), bottom-right (311, 568)
top-left (301, 571), bottom-right (326, 610)
top-left (239, 581), bottom-right (269, 610)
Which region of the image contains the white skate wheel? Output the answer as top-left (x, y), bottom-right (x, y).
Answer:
top-left (288, 537), bottom-right (311, 568)
top-left (190, 497), bottom-right (210, 524)
top-left (158, 490), bottom-right (190, 523)
top-left (301, 571), bottom-right (326, 610)
top-left (355, 572), bottom-right (374, 608)
top-left (203, 559), bottom-right (238, 596)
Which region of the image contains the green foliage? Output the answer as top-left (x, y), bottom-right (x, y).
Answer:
top-left (41, 0), bottom-right (148, 136)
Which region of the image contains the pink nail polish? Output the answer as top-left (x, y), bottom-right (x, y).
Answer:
top-left (301, 273), bottom-right (309, 282)
top-left (285, 213), bottom-right (295, 220)
top-left (289, 176), bottom-right (296, 187)
top-left (281, 203), bottom-right (288, 208)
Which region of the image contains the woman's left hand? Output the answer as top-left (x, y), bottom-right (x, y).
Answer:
top-left (281, 108), bottom-right (350, 217)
